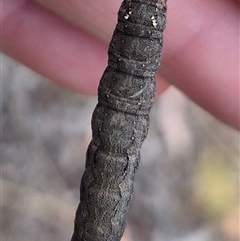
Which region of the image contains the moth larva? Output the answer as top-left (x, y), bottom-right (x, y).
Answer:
top-left (71, 1), bottom-right (167, 240)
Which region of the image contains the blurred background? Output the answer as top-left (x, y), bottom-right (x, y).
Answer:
top-left (1, 54), bottom-right (239, 241)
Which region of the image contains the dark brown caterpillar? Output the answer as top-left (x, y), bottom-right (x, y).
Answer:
top-left (71, 0), bottom-right (167, 240)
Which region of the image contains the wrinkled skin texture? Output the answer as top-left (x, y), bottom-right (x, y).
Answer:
top-left (71, 1), bottom-right (167, 240)
top-left (1, 0), bottom-right (239, 130)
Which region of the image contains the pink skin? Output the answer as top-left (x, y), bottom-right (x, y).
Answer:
top-left (2, 0), bottom-right (239, 130)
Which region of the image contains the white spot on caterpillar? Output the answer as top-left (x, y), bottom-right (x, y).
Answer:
top-left (151, 15), bottom-right (158, 28)
top-left (152, 21), bottom-right (158, 28)
top-left (124, 9), bottom-right (132, 20)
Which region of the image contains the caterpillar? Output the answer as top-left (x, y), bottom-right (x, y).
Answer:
top-left (71, 0), bottom-right (167, 240)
